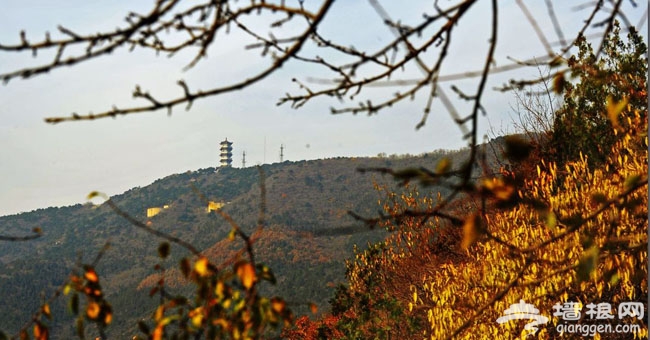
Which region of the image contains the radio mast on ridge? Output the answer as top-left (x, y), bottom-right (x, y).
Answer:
top-left (280, 144), bottom-right (284, 162)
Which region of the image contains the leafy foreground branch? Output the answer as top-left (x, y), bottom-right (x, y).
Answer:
top-left (10, 167), bottom-right (296, 340)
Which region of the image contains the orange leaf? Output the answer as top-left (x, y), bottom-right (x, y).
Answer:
top-left (84, 267), bottom-right (99, 283)
top-left (461, 214), bottom-right (482, 249)
top-left (482, 178), bottom-right (514, 200)
top-left (104, 310), bottom-right (113, 325)
top-left (42, 303), bottom-right (51, 319)
top-left (86, 302), bottom-right (100, 319)
top-left (271, 297), bottom-right (286, 314)
top-left (33, 323), bottom-right (48, 340)
top-left (236, 262), bottom-right (256, 289)
top-left (309, 302), bottom-right (318, 314)
top-left (152, 325), bottom-right (164, 340)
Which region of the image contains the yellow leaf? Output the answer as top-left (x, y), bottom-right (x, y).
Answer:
top-left (236, 262), bottom-right (256, 289)
top-left (606, 95), bottom-right (628, 128)
top-left (228, 227), bottom-right (237, 241)
top-left (189, 307), bottom-right (204, 328)
top-left (154, 305), bottom-right (165, 322)
top-left (86, 191), bottom-right (107, 204)
top-left (215, 281), bottom-right (225, 299)
top-left (194, 257), bottom-right (210, 277)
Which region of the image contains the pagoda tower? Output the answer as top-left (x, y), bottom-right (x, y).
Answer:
top-left (220, 138), bottom-right (233, 167)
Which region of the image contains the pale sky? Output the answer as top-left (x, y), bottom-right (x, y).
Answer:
top-left (0, 1), bottom-right (646, 216)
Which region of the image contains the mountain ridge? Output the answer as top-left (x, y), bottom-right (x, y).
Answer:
top-left (0, 145), bottom-right (498, 338)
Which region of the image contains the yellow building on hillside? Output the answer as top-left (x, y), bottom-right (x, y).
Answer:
top-left (207, 201), bottom-right (224, 213)
top-left (146, 205), bottom-right (170, 218)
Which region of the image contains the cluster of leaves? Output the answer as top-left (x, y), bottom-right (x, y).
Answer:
top-left (282, 313), bottom-right (344, 340)
top-left (283, 186), bottom-right (466, 338)
top-left (135, 248), bottom-right (291, 339)
top-left (288, 22), bottom-right (648, 340)
top-left (4, 241), bottom-right (115, 340)
top-left (550, 23), bottom-right (647, 168)
top-left (414, 115), bottom-right (647, 338)
top-left (9, 169), bottom-right (296, 340)
top-left (132, 172), bottom-right (295, 340)
top-left (62, 264), bottom-right (115, 339)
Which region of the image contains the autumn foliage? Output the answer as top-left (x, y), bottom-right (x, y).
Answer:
top-left (286, 25), bottom-right (647, 339)
top-left (6, 16), bottom-right (647, 340)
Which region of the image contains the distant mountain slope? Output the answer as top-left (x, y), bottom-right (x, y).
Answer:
top-left (0, 146), bottom-right (498, 338)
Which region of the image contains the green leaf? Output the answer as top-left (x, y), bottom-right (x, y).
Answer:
top-left (545, 211), bottom-right (557, 230)
top-left (257, 263), bottom-right (277, 285)
top-left (435, 157), bottom-right (451, 174)
top-left (577, 246), bottom-right (599, 282)
top-left (70, 293), bottom-right (79, 315)
top-left (564, 213), bottom-right (584, 228)
top-left (590, 192), bottom-right (608, 204)
top-left (624, 174), bottom-right (642, 190)
top-left (393, 168), bottom-right (422, 181)
top-left (76, 317), bottom-right (85, 339)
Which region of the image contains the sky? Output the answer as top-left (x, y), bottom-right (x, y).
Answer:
top-left (0, 1), bottom-right (647, 216)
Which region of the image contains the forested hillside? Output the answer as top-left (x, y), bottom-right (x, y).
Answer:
top-left (0, 148), bottom-right (478, 338)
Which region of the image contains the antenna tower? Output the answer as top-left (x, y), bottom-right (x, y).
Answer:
top-left (280, 144), bottom-right (284, 162)
top-left (242, 151), bottom-right (246, 168)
